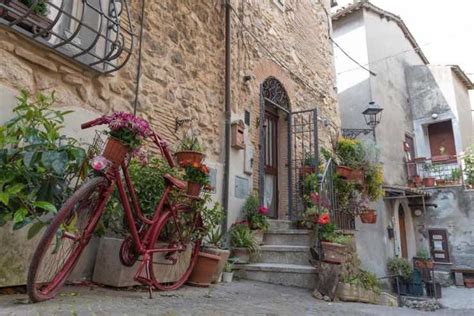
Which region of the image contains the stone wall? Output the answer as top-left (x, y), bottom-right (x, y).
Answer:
top-left (414, 187), bottom-right (474, 268)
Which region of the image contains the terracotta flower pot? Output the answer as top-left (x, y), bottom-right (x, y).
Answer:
top-left (436, 179), bottom-right (446, 186)
top-left (103, 138), bottom-right (129, 165)
top-left (231, 247), bottom-right (250, 264)
top-left (423, 177), bottom-right (435, 187)
top-left (201, 247), bottom-right (230, 284)
top-left (175, 151), bottom-right (204, 167)
top-left (187, 182), bottom-right (202, 196)
top-left (414, 258), bottom-right (434, 270)
top-left (336, 166), bottom-right (353, 179)
top-left (360, 209), bottom-right (377, 224)
top-left (321, 241), bottom-right (348, 264)
top-left (187, 252), bottom-right (221, 287)
top-left (299, 166), bottom-right (316, 177)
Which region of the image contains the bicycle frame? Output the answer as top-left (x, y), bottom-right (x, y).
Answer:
top-left (81, 116), bottom-right (198, 283)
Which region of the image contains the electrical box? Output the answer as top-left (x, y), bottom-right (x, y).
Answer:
top-left (231, 120), bottom-right (246, 150)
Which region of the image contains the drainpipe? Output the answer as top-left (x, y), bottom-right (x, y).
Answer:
top-left (222, 0), bottom-right (231, 234)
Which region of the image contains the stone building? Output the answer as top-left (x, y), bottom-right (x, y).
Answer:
top-left (333, 0), bottom-right (474, 283)
top-left (0, 1), bottom-right (341, 287)
top-left (0, 0), bottom-right (340, 225)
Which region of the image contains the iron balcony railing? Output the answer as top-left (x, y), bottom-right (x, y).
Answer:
top-left (405, 155), bottom-right (470, 188)
top-left (0, 0), bottom-right (134, 73)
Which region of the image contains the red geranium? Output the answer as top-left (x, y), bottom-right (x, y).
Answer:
top-left (318, 213), bottom-right (330, 225)
top-left (258, 206), bottom-right (269, 215)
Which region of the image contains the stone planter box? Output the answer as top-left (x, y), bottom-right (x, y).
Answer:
top-left (336, 282), bottom-right (379, 304)
top-left (0, 222), bottom-right (98, 287)
top-left (92, 237), bottom-right (192, 287)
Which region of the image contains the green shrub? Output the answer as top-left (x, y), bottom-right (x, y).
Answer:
top-left (343, 269), bottom-right (381, 294)
top-left (0, 91), bottom-right (85, 235)
top-left (364, 165), bottom-right (384, 201)
top-left (100, 157), bottom-right (173, 236)
top-left (229, 224), bottom-right (259, 253)
top-left (387, 257), bottom-right (413, 281)
top-left (242, 194), bottom-right (269, 231)
top-left (336, 138), bottom-right (366, 169)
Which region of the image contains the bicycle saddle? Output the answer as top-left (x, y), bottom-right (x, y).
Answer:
top-left (163, 174), bottom-right (186, 190)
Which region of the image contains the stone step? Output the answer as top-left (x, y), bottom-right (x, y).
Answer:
top-left (251, 245), bottom-right (311, 266)
top-left (267, 219), bottom-right (294, 231)
top-left (234, 263), bottom-right (317, 289)
top-left (264, 229), bottom-right (313, 246)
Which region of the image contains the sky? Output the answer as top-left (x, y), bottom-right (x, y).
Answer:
top-left (333, 0), bottom-right (474, 79)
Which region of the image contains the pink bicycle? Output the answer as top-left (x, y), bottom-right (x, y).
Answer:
top-left (27, 115), bottom-right (203, 302)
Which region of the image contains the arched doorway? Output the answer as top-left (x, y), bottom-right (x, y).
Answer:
top-left (398, 205), bottom-right (408, 258)
top-left (260, 77), bottom-right (290, 219)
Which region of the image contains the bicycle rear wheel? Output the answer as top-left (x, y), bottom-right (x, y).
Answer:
top-left (27, 177), bottom-right (109, 302)
top-left (148, 207), bottom-right (202, 290)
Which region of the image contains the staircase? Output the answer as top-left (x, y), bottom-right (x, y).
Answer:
top-left (234, 220), bottom-right (318, 289)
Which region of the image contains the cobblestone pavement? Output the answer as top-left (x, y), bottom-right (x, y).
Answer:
top-left (0, 280), bottom-right (472, 316)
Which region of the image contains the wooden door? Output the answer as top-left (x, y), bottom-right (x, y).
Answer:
top-left (428, 120), bottom-right (456, 160)
top-left (398, 206), bottom-right (408, 258)
top-left (264, 109), bottom-right (278, 218)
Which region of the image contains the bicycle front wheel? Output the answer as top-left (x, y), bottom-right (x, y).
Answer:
top-left (148, 208), bottom-right (202, 291)
top-left (27, 177), bottom-right (110, 302)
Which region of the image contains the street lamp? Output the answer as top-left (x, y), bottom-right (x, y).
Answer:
top-left (342, 101), bottom-right (384, 142)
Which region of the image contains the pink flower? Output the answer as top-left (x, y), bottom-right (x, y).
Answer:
top-left (258, 206), bottom-right (269, 214)
top-left (105, 112), bottom-right (151, 137)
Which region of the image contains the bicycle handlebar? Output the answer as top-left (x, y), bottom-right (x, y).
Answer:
top-left (81, 115), bottom-right (176, 168)
top-left (81, 117), bottom-right (106, 129)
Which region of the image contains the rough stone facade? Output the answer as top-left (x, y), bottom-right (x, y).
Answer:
top-left (0, 0), bottom-right (339, 225)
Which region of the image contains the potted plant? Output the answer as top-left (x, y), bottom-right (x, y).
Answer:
top-left (413, 247), bottom-right (434, 269)
top-left (229, 222), bottom-right (259, 264)
top-left (320, 221), bottom-right (353, 264)
top-left (338, 269), bottom-right (381, 303)
top-left (0, 0), bottom-right (53, 38)
top-left (359, 209), bottom-right (377, 224)
top-left (451, 168), bottom-right (462, 185)
top-left (100, 112), bottom-right (151, 165)
top-left (241, 194), bottom-right (269, 244)
top-left (188, 195), bottom-right (225, 287)
top-left (422, 163), bottom-right (435, 187)
top-left (222, 260), bottom-right (235, 283)
top-left (183, 163), bottom-right (210, 196)
top-left (335, 138), bottom-right (366, 182)
top-left (0, 91), bottom-right (90, 287)
top-left (387, 257), bottom-right (415, 295)
top-left (300, 153), bottom-right (317, 177)
top-left (174, 132), bottom-right (204, 167)
top-left (201, 226), bottom-right (230, 284)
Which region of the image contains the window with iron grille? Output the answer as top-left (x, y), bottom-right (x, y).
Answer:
top-left (0, 0), bottom-right (134, 73)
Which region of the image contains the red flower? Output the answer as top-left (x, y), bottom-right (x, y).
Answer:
top-left (318, 213), bottom-right (330, 225)
top-left (258, 206), bottom-right (269, 214)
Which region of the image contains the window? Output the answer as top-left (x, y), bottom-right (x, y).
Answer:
top-left (0, 0), bottom-right (133, 73)
top-left (428, 120), bottom-right (456, 162)
top-left (428, 229), bottom-right (450, 263)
